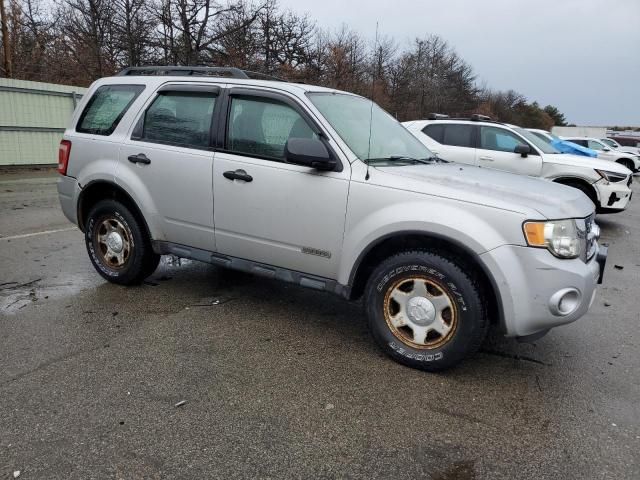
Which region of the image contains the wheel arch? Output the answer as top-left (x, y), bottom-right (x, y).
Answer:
top-left (615, 157), bottom-right (635, 169)
top-left (77, 180), bottom-right (155, 242)
top-left (552, 176), bottom-right (598, 203)
top-left (347, 231), bottom-right (504, 328)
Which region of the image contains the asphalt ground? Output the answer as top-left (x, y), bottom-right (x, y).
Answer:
top-left (1, 169), bottom-right (638, 479)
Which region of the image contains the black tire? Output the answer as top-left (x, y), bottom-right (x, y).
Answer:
top-left (85, 199), bottom-right (160, 285)
top-left (617, 158), bottom-right (635, 172)
top-left (364, 250), bottom-right (488, 372)
top-left (562, 181), bottom-right (597, 208)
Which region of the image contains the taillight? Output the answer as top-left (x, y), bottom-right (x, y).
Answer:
top-left (58, 140), bottom-right (72, 175)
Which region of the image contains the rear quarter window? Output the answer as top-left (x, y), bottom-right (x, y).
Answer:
top-left (422, 124), bottom-right (444, 143)
top-left (77, 84), bottom-right (144, 136)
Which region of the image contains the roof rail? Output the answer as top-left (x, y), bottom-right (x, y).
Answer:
top-left (117, 66), bottom-right (287, 82)
top-left (470, 114), bottom-right (492, 121)
top-left (427, 113), bottom-right (450, 120)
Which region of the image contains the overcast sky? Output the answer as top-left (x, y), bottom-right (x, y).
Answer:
top-left (279, 0), bottom-right (640, 126)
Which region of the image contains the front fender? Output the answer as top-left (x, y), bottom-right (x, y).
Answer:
top-left (337, 197), bottom-right (526, 286)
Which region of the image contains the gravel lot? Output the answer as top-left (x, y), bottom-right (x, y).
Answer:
top-left (1, 169), bottom-right (639, 479)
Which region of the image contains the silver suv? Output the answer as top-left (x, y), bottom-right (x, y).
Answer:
top-left (57, 66), bottom-right (607, 372)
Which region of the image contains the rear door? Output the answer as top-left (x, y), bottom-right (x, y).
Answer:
top-left (421, 123), bottom-right (477, 165)
top-left (119, 83), bottom-right (220, 251)
top-left (211, 87), bottom-right (350, 279)
top-left (476, 125), bottom-right (542, 176)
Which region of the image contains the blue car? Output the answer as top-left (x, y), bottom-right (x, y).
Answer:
top-left (527, 129), bottom-right (598, 158)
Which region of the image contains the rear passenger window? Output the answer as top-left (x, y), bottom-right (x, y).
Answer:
top-left (141, 92), bottom-right (217, 149)
top-left (442, 125), bottom-right (474, 148)
top-left (77, 84), bottom-right (144, 136)
top-left (423, 124), bottom-right (444, 143)
top-left (227, 96), bottom-right (317, 160)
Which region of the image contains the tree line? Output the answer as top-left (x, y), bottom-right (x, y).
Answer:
top-left (0, 0), bottom-right (568, 128)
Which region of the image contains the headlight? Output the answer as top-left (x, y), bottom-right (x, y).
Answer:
top-left (523, 219), bottom-right (581, 258)
top-left (595, 169), bottom-right (628, 183)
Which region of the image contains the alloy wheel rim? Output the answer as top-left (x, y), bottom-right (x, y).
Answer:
top-left (95, 217), bottom-right (132, 269)
top-left (383, 276), bottom-right (458, 349)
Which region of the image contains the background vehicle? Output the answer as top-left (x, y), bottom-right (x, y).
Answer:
top-left (57, 67), bottom-right (606, 372)
top-left (527, 128), bottom-right (597, 157)
top-left (600, 137), bottom-right (640, 156)
top-left (609, 135), bottom-right (640, 149)
top-left (562, 137), bottom-right (640, 172)
top-left (404, 116), bottom-right (633, 213)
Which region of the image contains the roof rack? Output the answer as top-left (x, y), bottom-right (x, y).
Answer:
top-left (427, 113), bottom-right (450, 120)
top-left (426, 112), bottom-right (505, 125)
top-left (117, 66), bottom-right (287, 82)
top-left (470, 114), bottom-right (492, 121)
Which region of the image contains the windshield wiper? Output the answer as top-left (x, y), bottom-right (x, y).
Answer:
top-left (365, 155), bottom-right (443, 165)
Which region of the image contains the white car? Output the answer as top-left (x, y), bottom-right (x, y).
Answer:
top-left (562, 137), bottom-right (640, 172)
top-left (600, 137), bottom-right (640, 156)
top-left (403, 116), bottom-right (633, 213)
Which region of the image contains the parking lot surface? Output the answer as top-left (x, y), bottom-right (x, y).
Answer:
top-left (1, 169), bottom-right (639, 479)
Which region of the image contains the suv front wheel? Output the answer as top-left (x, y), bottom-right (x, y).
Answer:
top-left (365, 250), bottom-right (488, 371)
top-left (85, 199), bottom-right (160, 285)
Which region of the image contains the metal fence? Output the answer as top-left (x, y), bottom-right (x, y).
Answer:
top-left (0, 78), bottom-right (87, 166)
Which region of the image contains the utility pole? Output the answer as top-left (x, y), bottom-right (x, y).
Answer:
top-left (0, 0), bottom-right (12, 78)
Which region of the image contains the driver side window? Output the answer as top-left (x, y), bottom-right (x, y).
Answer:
top-left (227, 96), bottom-right (318, 161)
top-left (480, 126), bottom-right (527, 153)
top-left (588, 140), bottom-right (604, 151)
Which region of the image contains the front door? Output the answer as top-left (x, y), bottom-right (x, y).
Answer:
top-left (477, 125), bottom-right (542, 176)
top-left (119, 84), bottom-right (221, 251)
top-left (212, 89), bottom-right (350, 279)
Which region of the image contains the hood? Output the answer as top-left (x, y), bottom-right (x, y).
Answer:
top-left (543, 153), bottom-right (631, 174)
top-left (375, 163), bottom-right (594, 219)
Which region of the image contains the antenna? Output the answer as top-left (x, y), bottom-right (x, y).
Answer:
top-left (365, 21), bottom-right (379, 181)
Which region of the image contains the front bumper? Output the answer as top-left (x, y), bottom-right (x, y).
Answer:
top-left (594, 181), bottom-right (632, 210)
top-left (480, 243), bottom-right (605, 338)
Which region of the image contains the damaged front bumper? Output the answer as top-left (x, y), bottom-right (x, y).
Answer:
top-left (594, 180), bottom-right (632, 211)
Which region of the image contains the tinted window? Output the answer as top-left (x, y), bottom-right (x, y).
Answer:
top-left (142, 92), bottom-right (216, 148)
top-left (442, 124), bottom-right (474, 148)
top-left (423, 124), bottom-right (444, 143)
top-left (227, 96), bottom-right (317, 160)
top-left (480, 126), bottom-right (526, 153)
top-left (77, 85), bottom-right (144, 135)
top-left (568, 139), bottom-right (587, 147)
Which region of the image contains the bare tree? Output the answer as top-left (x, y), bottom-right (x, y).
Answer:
top-left (0, 0), bottom-right (13, 76)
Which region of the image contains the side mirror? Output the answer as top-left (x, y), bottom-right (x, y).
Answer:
top-left (514, 144), bottom-right (531, 157)
top-left (602, 147), bottom-right (611, 152)
top-left (285, 137), bottom-right (336, 171)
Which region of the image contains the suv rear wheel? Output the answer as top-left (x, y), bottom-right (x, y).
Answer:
top-left (364, 250), bottom-right (488, 371)
top-left (617, 158), bottom-right (635, 172)
top-left (85, 199), bottom-right (160, 285)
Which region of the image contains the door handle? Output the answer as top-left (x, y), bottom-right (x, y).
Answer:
top-left (223, 169), bottom-right (253, 182)
top-left (479, 156), bottom-right (494, 161)
top-left (128, 153), bottom-right (151, 165)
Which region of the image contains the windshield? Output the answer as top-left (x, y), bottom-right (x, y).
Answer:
top-left (307, 92), bottom-right (433, 164)
top-left (601, 138), bottom-right (618, 148)
top-left (513, 127), bottom-right (561, 154)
